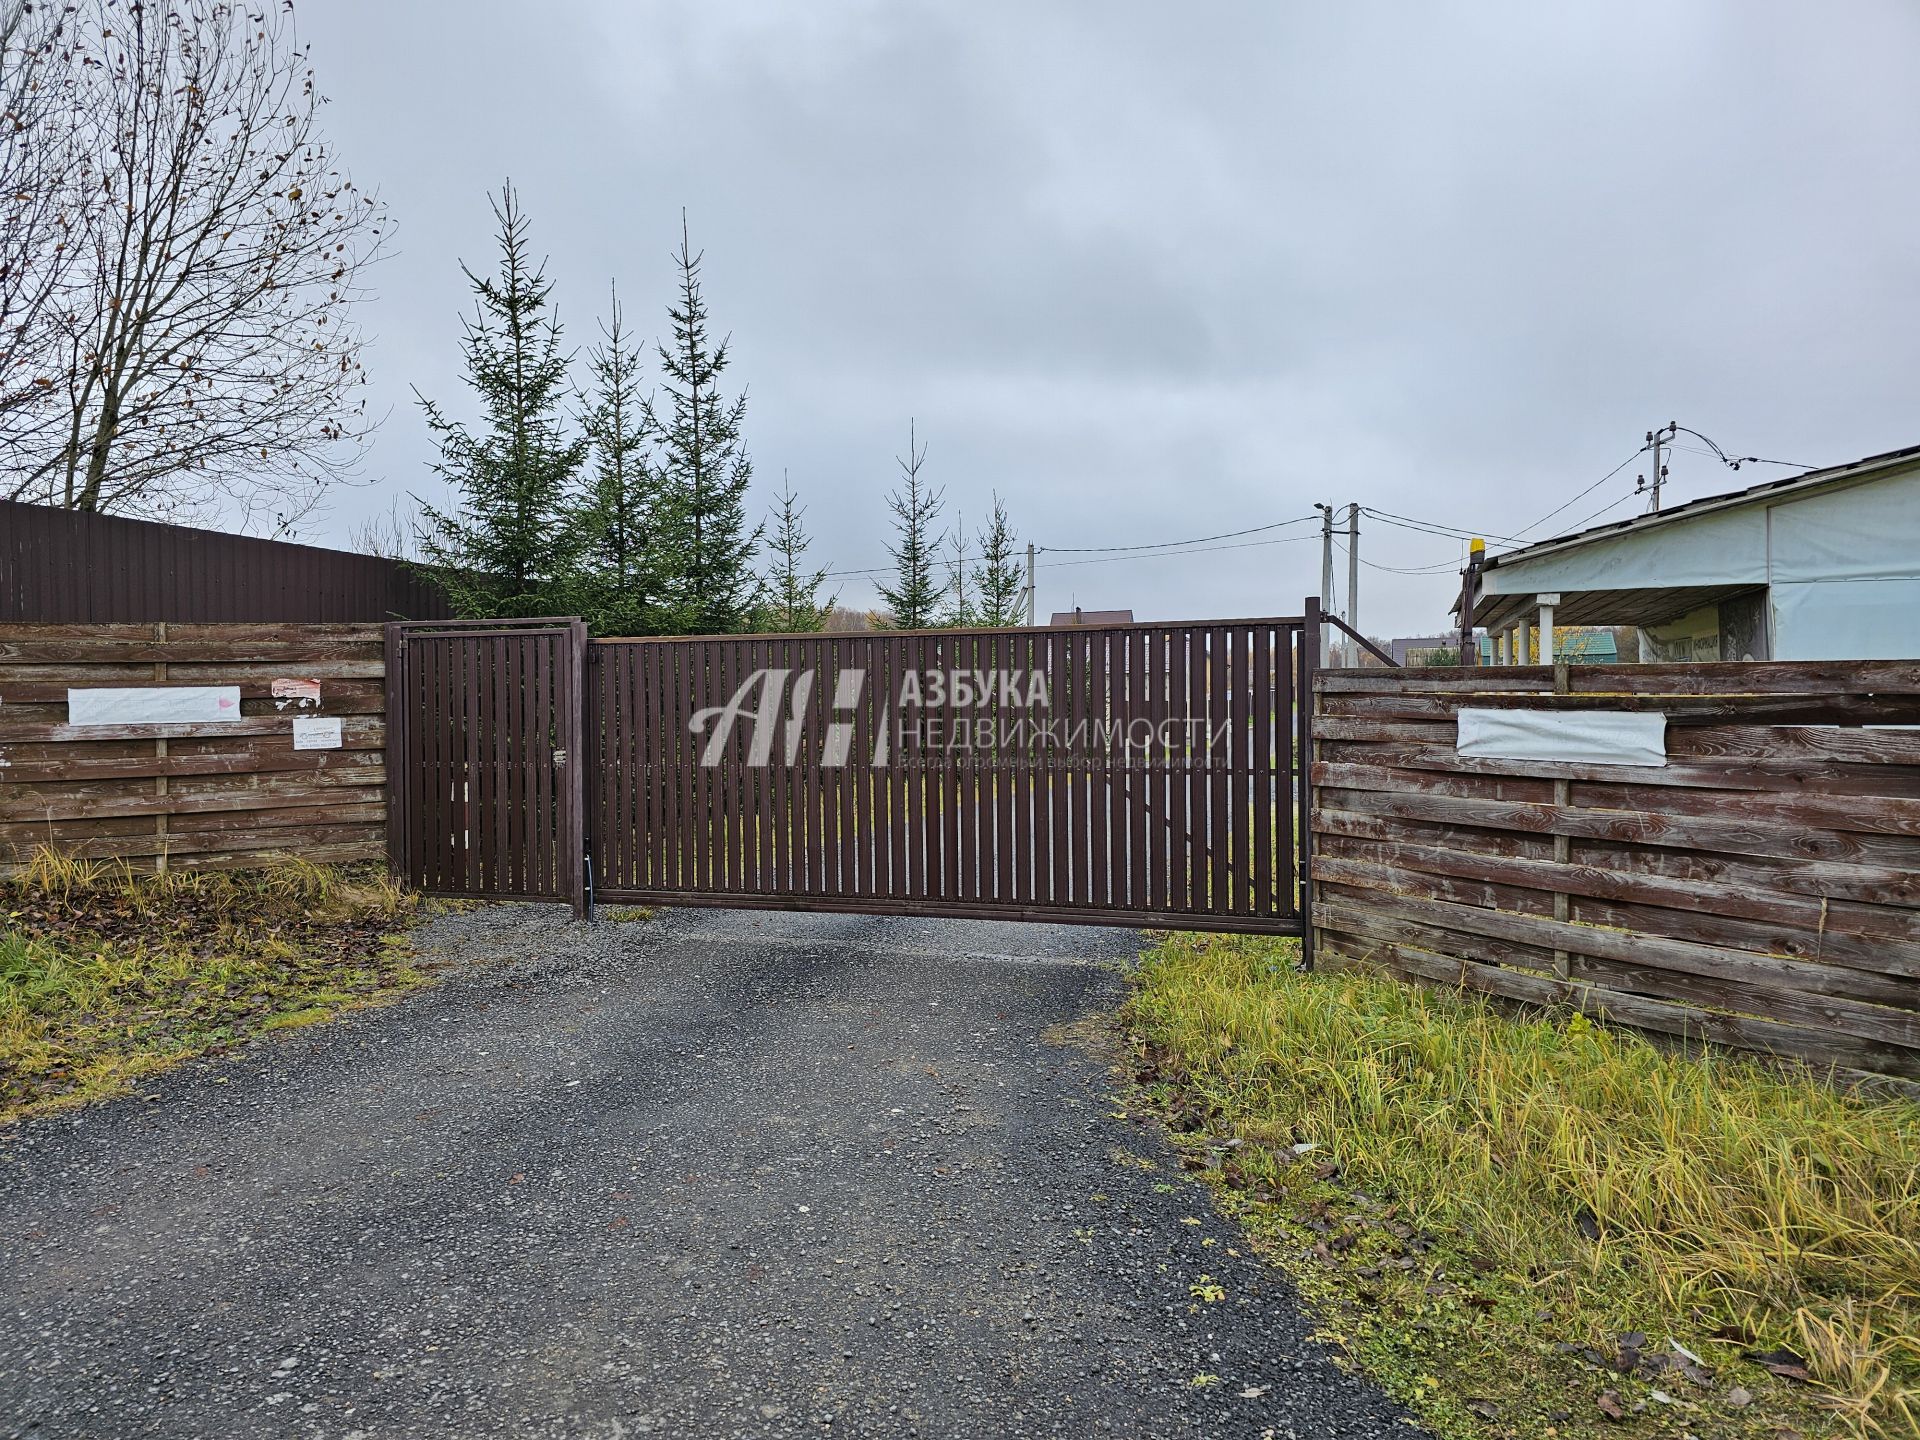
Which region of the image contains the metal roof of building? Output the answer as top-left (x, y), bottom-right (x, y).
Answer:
top-left (1480, 440), bottom-right (1920, 574)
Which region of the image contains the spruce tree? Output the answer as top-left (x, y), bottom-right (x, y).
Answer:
top-left (877, 420), bottom-right (945, 629)
top-left (646, 214), bottom-right (758, 633)
top-left (416, 184), bottom-right (586, 617)
top-left (756, 472), bottom-right (835, 631)
top-left (974, 492), bottom-right (1025, 626)
top-left (941, 513), bottom-right (976, 627)
top-left (572, 284), bottom-right (665, 635)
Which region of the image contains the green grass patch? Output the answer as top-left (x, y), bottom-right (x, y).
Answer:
top-left (1, 849), bottom-right (435, 1124)
top-left (1122, 931), bottom-right (1920, 1439)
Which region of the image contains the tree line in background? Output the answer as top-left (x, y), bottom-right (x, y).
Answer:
top-left (413, 185), bottom-right (1027, 637)
top-left (0, 1), bottom-right (1026, 636)
top-left (410, 190), bottom-right (777, 636)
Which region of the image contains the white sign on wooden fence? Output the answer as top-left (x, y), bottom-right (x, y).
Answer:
top-left (67, 686), bottom-right (242, 726)
top-left (1456, 707), bottom-right (1666, 767)
top-left (291, 716), bottom-right (343, 750)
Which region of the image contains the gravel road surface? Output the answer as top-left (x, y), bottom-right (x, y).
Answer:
top-left (1, 905), bottom-right (1415, 1439)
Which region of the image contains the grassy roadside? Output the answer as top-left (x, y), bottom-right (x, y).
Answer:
top-left (1121, 932), bottom-right (1920, 1440)
top-left (1, 850), bottom-right (435, 1125)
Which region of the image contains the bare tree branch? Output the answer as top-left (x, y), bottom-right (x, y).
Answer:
top-left (0, 0), bottom-right (389, 529)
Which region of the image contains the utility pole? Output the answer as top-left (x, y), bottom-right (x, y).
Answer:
top-left (1458, 539), bottom-right (1485, 666)
top-left (1345, 502), bottom-right (1360, 667)
top-left (1645, 420), bottom-right (1675, 512)
top-left (1316, 504), bottom-right (1334, 660)
top-left (1025, 542), bottom-right (1036, 626)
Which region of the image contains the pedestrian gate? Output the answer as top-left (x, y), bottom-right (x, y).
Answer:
top-left (388, 606), bottom-right (1320, 945)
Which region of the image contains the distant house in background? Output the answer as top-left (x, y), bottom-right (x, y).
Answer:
top-left (1472, 627), bottom-right (1619, 664)
top-left (1387, 634), bottom-right (1461, 666)
top-left (1462, 442), bottom-right (1920, 662)
top-left (1048, 608), bottom-right (1134, 626)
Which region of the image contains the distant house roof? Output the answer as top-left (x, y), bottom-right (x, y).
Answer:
top-left (1387, 635), bottom-right (1459, 665)
top-left (1049, 608), bottom-right (1134, 626)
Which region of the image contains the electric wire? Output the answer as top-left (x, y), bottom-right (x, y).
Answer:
top-left (1037, 514), bottom-right (1319, 554)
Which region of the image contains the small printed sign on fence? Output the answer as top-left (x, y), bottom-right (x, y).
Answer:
top-left (271, 677), bottom-right (323, 706)
top-left (291, 716), bottom-right (343, 750)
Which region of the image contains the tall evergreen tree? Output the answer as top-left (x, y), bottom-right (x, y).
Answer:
top-left (646, 214), bottom-right (758, 633)
top-left (941, 513), bottom-right (976, 627)
top-left (974, 492), bottom-right (1025, 626)
top-left (415, 184), bottom-right (585, 617)
top-left (756, 471), bottom-right (835, 631)
top-left (878, 419), bottom-right (945, 629)
top-left (571, 284), bottom-right (666, 635)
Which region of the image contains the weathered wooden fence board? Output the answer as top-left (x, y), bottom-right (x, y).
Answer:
top-left (0, 622), bottom-right (387, 874)
top-left (1311, 662), bottom-right (1920, 1081)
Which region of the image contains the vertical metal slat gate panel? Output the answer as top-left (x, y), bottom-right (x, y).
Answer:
top-left (587, 614), bottom-right (1311, 935)
top-left (386, 619), bottom-right (588, 914)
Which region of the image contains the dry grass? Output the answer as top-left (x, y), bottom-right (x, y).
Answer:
top-left (1, 848), bottom-right (429, 1123)
top-left (1123, 931), bottom-right (1920, 1439)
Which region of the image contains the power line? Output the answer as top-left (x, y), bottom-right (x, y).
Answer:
top-left (1359, 508), bottom-right (1528, 547)
top-left (1557, 483), bottom-right (1647, 535)
top-left (1669, 425), bottom-right (1813, 474)
top-left (1039, 533), bottom-right (1324, 571)
top-left (1038, 514), bottom-right (1318, 555)
top-left (1332, 533), bottom-right (1468, 576)
top-left (820, 529), bottom-right (1326, 580)
top-left (1506, 445), bottom-right (1648, 543)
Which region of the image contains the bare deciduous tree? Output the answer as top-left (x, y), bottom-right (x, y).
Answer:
top-left (0, 2), bottom-right (88, 446)
top-left (2, 0), bottom-right (388, 530)
top-left (348, 497), bottom-right (418, 560)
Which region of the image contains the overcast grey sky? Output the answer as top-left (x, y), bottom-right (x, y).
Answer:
top-left (297, 1), bottom-right (1920, 636)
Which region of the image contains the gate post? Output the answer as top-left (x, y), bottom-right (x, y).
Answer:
top-left (562, 619), bottom-right (590, 919)
top-left (382, 621), bottom-right (408, 880)
top-left (1298, 596), bottom-right (1320, 969)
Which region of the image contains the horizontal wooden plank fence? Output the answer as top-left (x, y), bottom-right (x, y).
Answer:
top-left (0, 622), bottom-right (386, 874)
top-left (1310, 661), bottom-right (1920, 1082)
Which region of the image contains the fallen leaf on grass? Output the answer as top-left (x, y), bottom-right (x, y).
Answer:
top-left (1596, 1389), bottom-right (1626, 1421)
top-left (1742, 1347), bottom-right (1811, 1383)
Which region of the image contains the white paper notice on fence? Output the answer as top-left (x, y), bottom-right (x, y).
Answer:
top-left (1456, 708), bottom-right (1666, 767)
top-left (292, 716), bottom-right (343, 750)
top-left (67, 686), bottom-right (241, 726)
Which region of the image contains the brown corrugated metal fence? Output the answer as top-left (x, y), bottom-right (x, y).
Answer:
top-left (0, 499), bottom-right (451, 623)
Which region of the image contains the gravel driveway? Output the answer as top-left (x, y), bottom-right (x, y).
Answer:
top-left (1, 905), bottom-right (1414, 1439)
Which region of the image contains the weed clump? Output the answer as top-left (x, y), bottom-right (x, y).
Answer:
top-left (1, 848), bottom-right (426, 1122)
top-left (1124, 932), bottom-right (1920, 1439)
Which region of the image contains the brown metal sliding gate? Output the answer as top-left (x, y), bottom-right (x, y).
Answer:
top-left (591, 610), bottom-right (1317, 938)
top-left (390, 607), bottom-right (1319, 939)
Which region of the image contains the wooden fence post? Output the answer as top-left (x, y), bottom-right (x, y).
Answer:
top-left (1299, 595), bottom-right (1320, 969)
top-left (1551, 658), bottom-right (1571, 979)
top-left (383, 621), bottom-right (407, 880)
